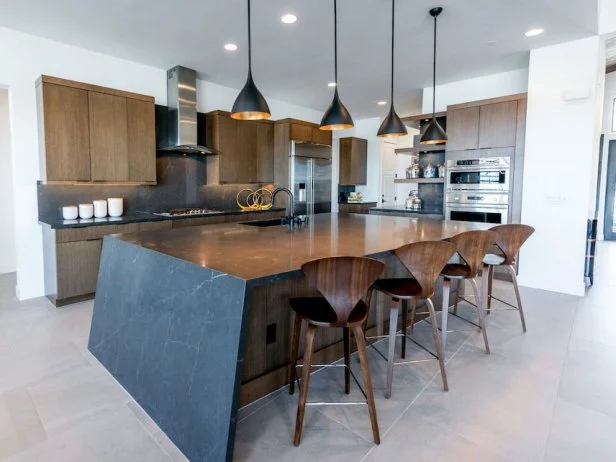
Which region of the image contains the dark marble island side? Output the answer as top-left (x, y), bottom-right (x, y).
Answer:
top-left (88, 213), bottom-right (489, 461)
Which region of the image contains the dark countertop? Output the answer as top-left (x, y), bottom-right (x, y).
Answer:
top-left (115, 212), bottom-right (487, 282)
top-left (369, 205), bottom-right (444, 215)
top-left (39, 208), bottom-right (286, 229)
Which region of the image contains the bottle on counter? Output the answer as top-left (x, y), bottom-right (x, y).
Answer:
top-left (405, 191), bottom-right (422, 211)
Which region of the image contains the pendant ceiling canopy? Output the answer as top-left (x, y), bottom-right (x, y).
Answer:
top-left (420, 6), bottom-right (448, 145)
top-left (320, 0), bottom-right (354, 131)
top-left (377, 0), bottom-right (407, 138)
top-left (231, 0), bottom-right (271, 120)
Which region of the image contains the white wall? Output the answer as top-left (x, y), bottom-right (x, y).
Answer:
top-left (0, 25), bottom-right (324, 300)
top-left (599, 0), bottom-right (616, 36)
top-left (602, 72), bottom-right (616, 134)
top-left (422, 68), bottom-right (529, 113)
top-left (518, 36), bottom-right (604, 296)
top-left (0, 90), bottom-right (17, 274)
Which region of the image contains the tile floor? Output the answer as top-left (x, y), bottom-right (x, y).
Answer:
top-left (1, 242), bottom-right (615, 461)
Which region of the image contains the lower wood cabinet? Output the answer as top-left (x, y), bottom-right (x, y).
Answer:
top-left (338, 202), bottom-right (377, 214)
top-left (56, 240), bottom-right (102, 300)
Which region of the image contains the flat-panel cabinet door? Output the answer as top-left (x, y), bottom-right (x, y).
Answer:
top-left (127, 99), bottom-right (156, 183)
top-left (256, 123), bottom-right (274, 183)
top-left (56, 239), bottom-right (102, 299)
top-left (237, 121), bottom-right (258, 183)
top-left (217, 115), bottom-right (238, 183)
top-left (479, 101), bottom-right (518, 148)
top-left (290, 123), bottom-right (313, 142)
top-left (312, 128), bottom-right (332, 146)
top-left (445, 106), bottom-right (480, 151)
top-left (41, 83), bottom-right (91, 181)
top-left (89, 92), bottom-right (129, 181)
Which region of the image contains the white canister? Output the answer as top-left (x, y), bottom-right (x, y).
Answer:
top-left (107, 198), bottom-right (124, 217)
top-left (78, 204), bottom-right (94, 219)
top-left (62, 206), bottom-right (78, 220)
top-left (93, 200), bottom-right (108, 218)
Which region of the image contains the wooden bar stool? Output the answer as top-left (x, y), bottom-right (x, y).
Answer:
top-left (288, 256), bottom-right (385, 446)
top-left (437, 230), bottom-right (498, 354)
top-left (482, 224), bottom-right (535, 331)
top-left (370, 241), bottom-right (457, 398)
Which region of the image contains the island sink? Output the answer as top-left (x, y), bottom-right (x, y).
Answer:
top-left (240, 217), bottom-right (292, 227)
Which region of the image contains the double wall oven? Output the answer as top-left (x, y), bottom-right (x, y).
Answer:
top-left (445, 157), bottom-right (511, 224)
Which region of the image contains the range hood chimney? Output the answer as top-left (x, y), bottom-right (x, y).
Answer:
top-left (159, 66), bottom-right (214, 155)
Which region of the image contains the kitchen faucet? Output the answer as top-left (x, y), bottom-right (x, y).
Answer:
top-left (272, 187), bottom-right (298, 229)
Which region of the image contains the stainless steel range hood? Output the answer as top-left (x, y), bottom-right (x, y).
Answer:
top-left (158, 66), bottom-right (214, 155)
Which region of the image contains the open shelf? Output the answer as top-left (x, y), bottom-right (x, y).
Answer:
top-left (395, 145), bottom-right (446, 155)
top-left (394, 178), bottom-right (445, 184)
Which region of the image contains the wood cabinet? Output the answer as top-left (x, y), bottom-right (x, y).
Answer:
top-left (339, 202), bottom-right (377, 214)
top-left (446, 95), bottom-right (523, 152)
top-left (339, 137), bottom-right (368, 185)
top-left (36, 75), bottom-right (156, 184)
top-left (280, 119), bottom-right (332, 146)
top-left (205, 111), bottom-right (274, 184)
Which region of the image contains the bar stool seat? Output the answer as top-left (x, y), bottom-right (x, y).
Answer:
top-left (483, 254), bottom-right (505, 266)
top-left (289, 297), bottom-right (368, 327)
top-left (371, 278), bottom-right (422, 299)
top-left (441, 263), bottom-right (473, 279)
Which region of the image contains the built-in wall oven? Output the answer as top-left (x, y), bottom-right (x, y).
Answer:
top-left (445, 157), bottom-right (511, 224)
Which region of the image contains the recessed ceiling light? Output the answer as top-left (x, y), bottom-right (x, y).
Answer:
top-left (224, 43), bottom-right (238, 51)
top-left (377, 101), bottom-right (387, 106)
top-left (281, 13), bottom-right (298, 24)
top-left (328, 82), bottom-right (337, 87)
top-left (487, 40), bottom-right (498, 47)
top-left (525, 28), bottom-right (544, 37)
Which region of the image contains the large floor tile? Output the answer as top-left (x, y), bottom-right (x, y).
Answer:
top-left (0, 389), bottom-right (47, 460)
top-left (544, 399), bottom-right (616, 462)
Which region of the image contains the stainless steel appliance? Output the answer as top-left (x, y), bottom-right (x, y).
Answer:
top-left (445, 157), bottom-right (511, 224)
top-left (290, 142), bottom-right (332, 216)
top-left (153, 207), bottom-right (222, 217)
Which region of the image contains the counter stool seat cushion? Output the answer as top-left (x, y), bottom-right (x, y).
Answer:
top-left (483, 254), bottom-right (506, 266)
top-left (372, 278), bottom-right (422, 299)
top-left (290, 297), bottom-right (368, 327)
top-left (441, 263), bottom-right (473, 279)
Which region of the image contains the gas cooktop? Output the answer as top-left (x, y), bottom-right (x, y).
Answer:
top-left (153, 208), bottom-right (223, 217)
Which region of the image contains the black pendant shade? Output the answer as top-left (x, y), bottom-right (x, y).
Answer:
top-left (231, 0), bottom-right (271, 120)
top-left (377, 0), bottom-right (407, 138)
top-left (420, 7), bottom-right (447, 144)
top-left (320, 0), bottom-right (354, 131)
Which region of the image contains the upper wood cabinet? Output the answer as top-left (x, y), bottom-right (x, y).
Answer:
top-left (37, 83), bottom-right (91, 181)
top-left (478, 101), bottom-right (518, 149)
top-left (339, 137), bottom-right (368, 185)
top-left (205, 111), bottom-right (274, 184)
top-left (277, 119), bottom-right (332, 146)
top-left (446, 95), bottom-right (524, 152)
top-left (36, 75), bottom-right (156, 184)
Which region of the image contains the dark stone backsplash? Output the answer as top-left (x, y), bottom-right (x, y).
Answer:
top-left (38, 153), bottom-right (269, 219)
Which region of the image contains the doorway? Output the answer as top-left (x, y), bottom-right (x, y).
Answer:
top-left (604, 140), bottom-right (616, 240)
top-left (0, 89), bottom-right (16, 274)
top-left (380, 141), bottom-right (397, 207)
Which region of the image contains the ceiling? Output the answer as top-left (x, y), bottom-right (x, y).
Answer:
top-left (0, 0), bottom-right (599, 119)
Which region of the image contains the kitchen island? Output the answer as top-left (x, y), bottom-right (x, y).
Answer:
top-left (88, 213), bottom-right (488, 461)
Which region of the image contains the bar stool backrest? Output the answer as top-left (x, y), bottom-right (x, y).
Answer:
top-left (395, 241), bottom-right (457, 298)
top-left (301, 257), bottom-right (385, 324)
top-left (489, 224), bottom-right (535, 265)
top-left (449, 230), bottom-right (499, 276)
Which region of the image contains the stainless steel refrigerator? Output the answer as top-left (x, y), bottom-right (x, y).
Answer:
top-left (290, 141), bottom-right (332, 216)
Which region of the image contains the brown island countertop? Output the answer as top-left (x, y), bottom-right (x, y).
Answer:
top-left (116, 212), bottom-right (490, 283)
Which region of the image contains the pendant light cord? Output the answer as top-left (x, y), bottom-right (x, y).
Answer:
top-left (390, 0), bottom-right (395, 106)
top-left (334, 0), bottom-right (338, 88)
top-left (248, 0), bottom-right (252, 75)
top-left (432, 13), bottom-right (437, 117)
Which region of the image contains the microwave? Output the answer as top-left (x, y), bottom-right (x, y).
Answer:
top-left (446, 157), bottom-right (510, 192)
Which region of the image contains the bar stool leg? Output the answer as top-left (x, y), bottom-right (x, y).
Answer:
top-left (508, 265), bottom-right (527, 332)
top-left (385, 300), bottom-right (399, 399)
top-left (426, 298), bottom-right (449, 391)
top-left (487, 265), bottom-right (494, 313)
top-left (289, 314), bottom-right (302, 395)
top-left (294, 324), bottom-right (317, 447)
top-left (408, 298), bottom-right (417, 336)
top-left (343, 327), bottom-right (351, 394)
top-left (401, 299), bottom-right (408, 359)
top-left (453, 279), bottom-right (460, 315)
top-left (353, 325), bottom-right (380, 445)
top-left (470, 278), bottom-right (490, 354)
top-left (441, 278), bottom-right (451, 352)
top-left (481, 264), bottom-right (490, 317)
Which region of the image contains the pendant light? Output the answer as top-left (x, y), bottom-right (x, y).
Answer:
top-left (231, 0), bottom-right (271, 120)
top-left (320, 0), bottom-right (354, 131)
top-left (420, 7), bottom-right (447, 145)
top-left (377, 0), bottom-right (407, 138)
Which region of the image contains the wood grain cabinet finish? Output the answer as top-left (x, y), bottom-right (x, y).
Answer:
top-left (312, 127), bottom-right (333, 146)
top-left (339, 202), bottom-right (377, 214)
top-left (89, 92), bottom-right (129, 181)
top-left (478, 101), bottom-right (518, 149)
top-left (237, 120), bottom-right (259, 183)
top-left (256, 122), bottom-right (274, 183)
top-left (339, 137), bottom-right (368, 185)
top-left (445, 106), bottom-right (480, 151)
top-left (56, 239), bottom-right (102, 299)
top-left (290, 123), bottom-right (313, 143)
top-left (36, 76), bottom-right (156, 184)
top-left (127, 98), bottom-right (157, 183)
top-left (38, 83), bottom-right (91, 181)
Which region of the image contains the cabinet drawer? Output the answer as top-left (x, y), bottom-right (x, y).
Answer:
top-left (56, 223), bottom-right (140, 243)
top-left (56, 240), bottom-right (102, 299)
top-left (138, 221), bottom-right (172, 232)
